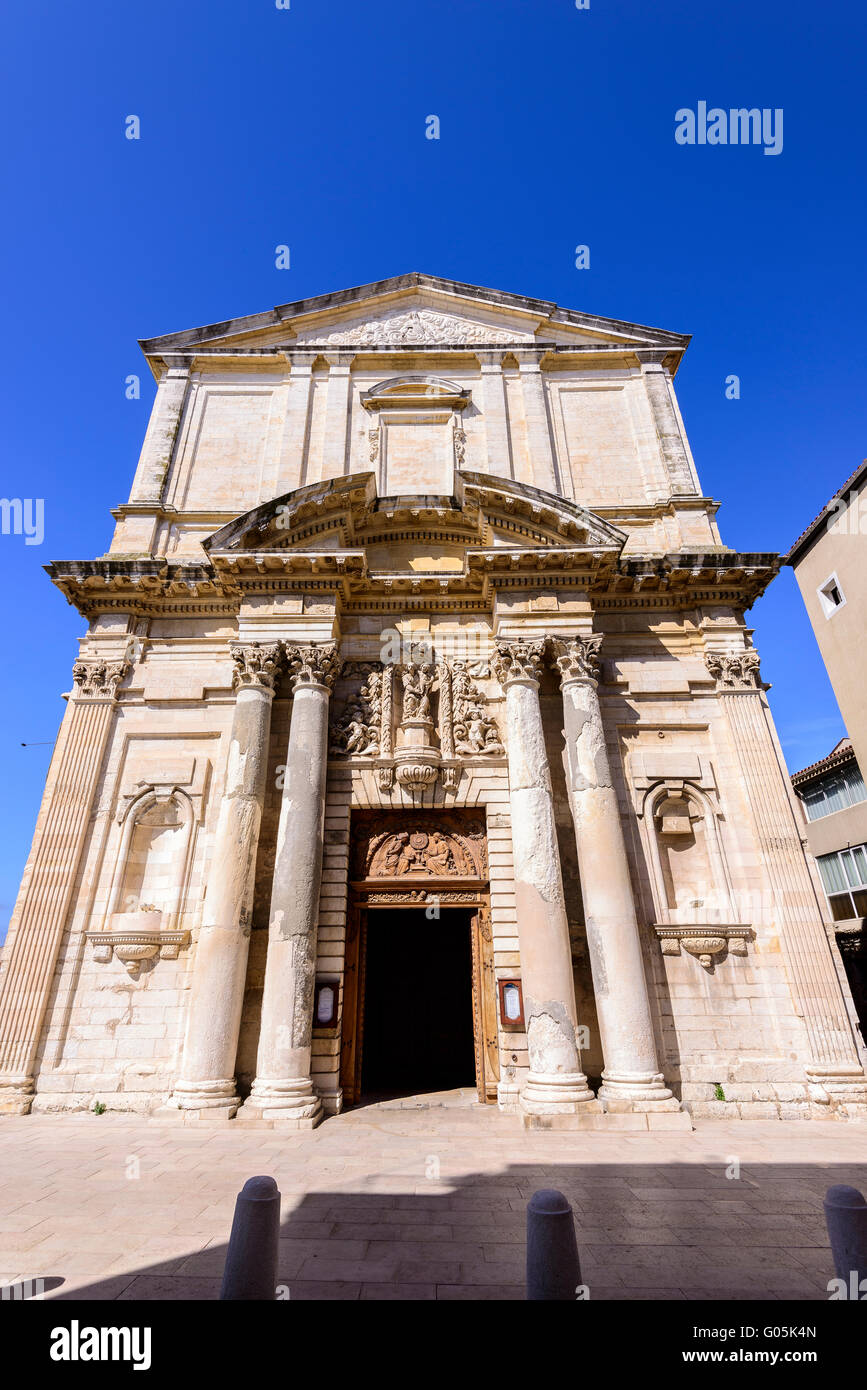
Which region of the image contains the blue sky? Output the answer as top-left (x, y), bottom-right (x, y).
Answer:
top-left (1, 0), bottom-right (864, 933)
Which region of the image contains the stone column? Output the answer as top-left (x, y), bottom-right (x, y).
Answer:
top-left (492, 638), bottom-right (598, 1118)
top-left (128, 363), bottom-right (190, 504)
top-left (168, 642), bottom-right (281, 1115)
top-left (479, 352), bottom-right (513, 478)
top-left (0, 653), bottom-right (130, 1113)
top-left (639, 355), bottom-right (696, 495)
top-left (706, 649), bottom-right (867, 1109)
top-left (517, 352), bottom-right (559, 494)
top-left (551, 636), bottom-right (680, 1113)
top-left (242, 641), bottom-right (339, 1126)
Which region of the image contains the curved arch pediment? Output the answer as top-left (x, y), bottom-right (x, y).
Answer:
top-left (361, 375), bottom-right (470, 411)
top-left (203, 469), bottom-right (626, 562)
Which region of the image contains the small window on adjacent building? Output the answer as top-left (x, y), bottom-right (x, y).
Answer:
top-left (802, 762), bottom-right (867, 821)
top-left (817, 845), bottom-right (867, 920)
top-left (818, 572), bottom-right (846, 618)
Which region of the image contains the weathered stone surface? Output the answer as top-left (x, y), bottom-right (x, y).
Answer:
top-left (2, 273), bottom-right (863, 1126)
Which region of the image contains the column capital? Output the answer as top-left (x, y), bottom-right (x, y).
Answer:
top-left (71, 653), bottom-right (131, 701)
top-left (230, 641), bottom-right (283, 693)
top-left (705, 648), bottom-right (762, 692)
top-left (550, 634), bottom-right (604, 688)
top-left (284, 641), bottom-right (340, 693)
top-left (492, 637), bottom-right (547, 688)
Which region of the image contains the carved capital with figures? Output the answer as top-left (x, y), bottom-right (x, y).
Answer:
top-left (284, 641), bottom-right (340, 693)
top-left (705, 649), bottom-right (762, 692)
top-left (229, 642), bottom-right (283, 693)
top-left (492, 638), bottom-right (546, 689)
top-left (550, 634), bottom-right (604, 688)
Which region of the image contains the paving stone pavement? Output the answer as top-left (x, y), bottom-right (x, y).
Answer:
top-left (1, 1100), bottom-right (865, 1301)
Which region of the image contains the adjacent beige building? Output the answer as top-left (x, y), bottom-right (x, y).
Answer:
top-left (1, 273), bottom-right (865, 1127)
top-left (786, 458), bottom-right (867, 776)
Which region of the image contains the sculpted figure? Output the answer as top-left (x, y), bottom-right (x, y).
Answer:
top-left (401, 663), bottom-right (434, 721)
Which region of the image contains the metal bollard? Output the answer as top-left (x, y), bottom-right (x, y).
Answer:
top-left (824, 1184), bottom-right (867, 1290)
top-left (526, 1187), bottom-right (581, 1300)
top-left (219, 1175), bottom-right (281, 1300)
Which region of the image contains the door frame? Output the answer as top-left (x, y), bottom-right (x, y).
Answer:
top-left (340, 884), bottom-right (498, 1105)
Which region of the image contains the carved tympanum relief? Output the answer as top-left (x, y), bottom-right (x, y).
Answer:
top-left (352, 814), bottom-right (488, 882)
top-left (295, 307), bottom-right (525, 347)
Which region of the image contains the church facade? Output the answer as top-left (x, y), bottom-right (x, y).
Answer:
top-left (1, 272), bottom-right (864, 1128)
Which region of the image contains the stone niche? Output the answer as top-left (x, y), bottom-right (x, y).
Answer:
top-left (86, 755), bottom-right (210, 974)
top-left (628, 744), bottom-right (751, 970)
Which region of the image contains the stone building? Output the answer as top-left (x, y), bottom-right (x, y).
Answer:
top-left (1, 273), bottom-right (865, 1127)
top-left (786, 457), bottom-right (867, 778)
top-left (791, 739), bottom-right (867, 1046)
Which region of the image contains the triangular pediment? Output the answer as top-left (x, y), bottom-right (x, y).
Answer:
top-left (140, 273), bottom-right (690, 362)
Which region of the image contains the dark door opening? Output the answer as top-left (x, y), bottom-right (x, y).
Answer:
top-left (360, 908), bottom-right (476, 1099)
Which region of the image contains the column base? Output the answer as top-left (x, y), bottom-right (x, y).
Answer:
top-left (237, 1077), bottom-right (324, 1129)
top-left (519, 1071), bottom-right (601, 1117)
top-left (806, 1065), bottom-right (867, 1113)
top-left (598, 1070), bottom-right (682, 1112)
top-left (163, 1079), bottom-right (240, 1118)
top-left (0, 1078), bottom-right (34, 1116)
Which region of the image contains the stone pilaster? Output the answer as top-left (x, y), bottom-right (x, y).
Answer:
top-left (320, 355), bottom-right (354, 480)
top-left (128, 364), bottom-right (190, 504)
top-left (168, 642), bottom-right (282, 1115)
top-left (492, 637), bottom-right (597, 1119)
top-left (479, 352), bottom-right (513, 478)
top-left (276, 355), bottom-right (315, 493)
top-left (640, 355), bottom-right (696, 495)
top-left (706, 647), bottom-right (867, 1108)
top-left (516, 352), bottom-right (558, 493)
top-left (0, 652), bottom-right (130, 1113)
top-left (242, 641), bottom-right (339, 1125)
top-left (551, 635), bottom-right (681, 1114)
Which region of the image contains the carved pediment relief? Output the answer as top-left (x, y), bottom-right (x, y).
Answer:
top-left (294, 306), bottom-right (529, 347)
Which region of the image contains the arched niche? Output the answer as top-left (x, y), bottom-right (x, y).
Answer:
top-left (637, 780), bottom-right (751, 968)
top-left (104, 787), bottom-right (196, 933)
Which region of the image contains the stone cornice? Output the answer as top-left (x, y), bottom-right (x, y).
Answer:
top-left (46, 547), bottom-right (780, 621)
